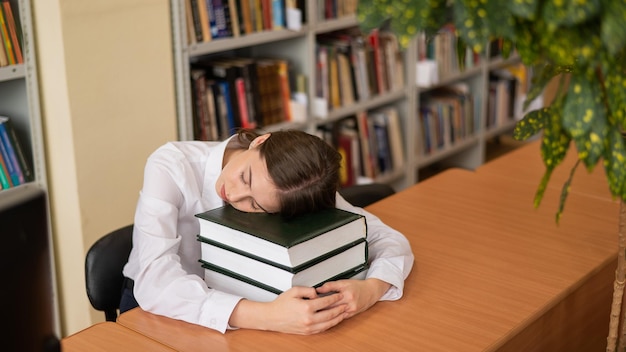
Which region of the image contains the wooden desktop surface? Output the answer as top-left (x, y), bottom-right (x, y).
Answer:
top-left (115, 143), bottom-right (620, 351)
top-left (477, 139), bottom-right (614, 200)
top-left (61, 321), bottom-right (175, 351)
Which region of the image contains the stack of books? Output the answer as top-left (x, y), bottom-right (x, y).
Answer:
top-left (195, 205), bottom-right (368, 302)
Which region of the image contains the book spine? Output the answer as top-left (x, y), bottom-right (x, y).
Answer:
top-left (0, 4), bottom-right (14, 65)
top-left (197, 0), bottom-right (212, 42)
top-left (235, 77), bottom-right (251, 128)
top-left (217, 81), bottom-right (237, 135)
top-left (0, 26), bottom-right (8, 67)
top-left (227, 0), bottom-right (240, 37)
top-left (0, 119), bottom-right (24, 184)
top-left (0, 149), bottom-right (10, 188)
top-left (271, 0), bottom-right (284, 30)
top-left (212, 0), bottom-right (232, 38)
top-left (240, 0), bottom-right (253, 34)
top-left (0, 122), bottom-right (21, 186)
top-left (276, 60), bottom-right (291, 121)
top-left (2, 1), bottom-right (21, 64)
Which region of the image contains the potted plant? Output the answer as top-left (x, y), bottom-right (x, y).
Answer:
top-left (357, 0), bottom-right (626, 349)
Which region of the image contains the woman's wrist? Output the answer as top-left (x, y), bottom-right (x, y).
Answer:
top-left (229, 299), bottom-right (270, 331)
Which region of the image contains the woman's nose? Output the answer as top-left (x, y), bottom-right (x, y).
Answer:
top-left (227, 184), bottom-right (249, 203)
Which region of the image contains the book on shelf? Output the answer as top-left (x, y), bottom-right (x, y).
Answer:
top-left (195, 204), bottom-right (367, 268)
top-left (202, 261), bottom-right (368, 302)
top-left (1, 0), bottom-right (20, 64)
top-left (1, 116), bottom-right (31, 182)
top-left (0, 2), bottom-right (14, 65)
top-left (0, 147), bottom-right (11, 189)
top-left (0, 116), bottom-right (23, 186)
top-left (0, 27), bottom-right (7, 67)
top-left (198, 236), bottom-right (367, 292)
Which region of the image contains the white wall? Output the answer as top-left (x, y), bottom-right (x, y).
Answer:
top-left (33, 0), bottom-right (177, 336)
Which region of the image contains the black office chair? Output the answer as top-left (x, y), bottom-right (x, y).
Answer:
top-left (84, 224), bottom-right (133, 322)
top-left (339, 183), bottom-right (396, 208)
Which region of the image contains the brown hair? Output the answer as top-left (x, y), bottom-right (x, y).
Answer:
top-left (236, 129), bottom-right (341, 218)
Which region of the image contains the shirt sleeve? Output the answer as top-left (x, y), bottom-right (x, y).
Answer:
top-left (336, 192), bottom-right (415, 301)
top-left (125, 146), bottom-right (243, 333)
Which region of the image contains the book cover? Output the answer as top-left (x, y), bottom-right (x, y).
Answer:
top-left (195, 204), bottom-right (366, 267)
top-left (202, 261), bottom-right (368, 302)
top-left (198, 237), bottom-right (367, 291)
top-left (0, 116), bottom-right (24, 184)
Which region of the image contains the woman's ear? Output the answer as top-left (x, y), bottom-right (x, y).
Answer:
top-left (249, 133), bottom-right (271, 149)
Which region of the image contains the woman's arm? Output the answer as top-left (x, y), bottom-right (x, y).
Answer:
top-left (314, 192), bottom-right (415, 317)
top-left (229, 286), bottom-right (348, 334)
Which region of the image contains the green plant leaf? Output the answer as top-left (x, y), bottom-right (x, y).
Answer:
top-left (513, 18), bottom-right (543, 64)
top-left (604, 128), bottom-right (626, 201)
top-left (452, 0), bottom-right (490, 53)
top-left (534, 112), bottom-right (571, 207)
top-left (357, 0), bottom-right (449, 48)
top-left (542, 0), bottom-right (601, 29)
top-left (600, 0), bottom-right (626, 55)
top-left (507, 0), bottom-right (540, 20)
top-left (563, 71), bottom-right (608, 168)
top-left (604, 60), bottom-right (626, 128)
top-left (524, 63), bottom-right (573, 111)
top-left (513, 107), bottom-right (549, 141)
top-left (555, 160), bottom-right (580, 223)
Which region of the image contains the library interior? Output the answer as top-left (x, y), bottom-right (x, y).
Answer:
top-left (1, 1), bottom-right (624, 351)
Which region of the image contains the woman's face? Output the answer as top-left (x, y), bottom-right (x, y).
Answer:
top-left (215, 138), bottom-right (280, 213)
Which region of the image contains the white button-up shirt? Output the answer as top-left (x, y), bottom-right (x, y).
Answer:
top-left (122, 136), bottom-right (414, 333)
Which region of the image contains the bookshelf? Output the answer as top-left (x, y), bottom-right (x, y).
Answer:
top-left (0, 0), bottom-right (61, 344)
top-left (170, 1), bottom-right (533, 191)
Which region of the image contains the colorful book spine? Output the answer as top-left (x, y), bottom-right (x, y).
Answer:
top-left (0, 118), bottom-right (22, 185)
top-left (5, 118), bottom-right (33, 182)
top-left (2, 1), bottom-right (22, 64)
top-left (0, 150), bottom-right (11, 189)
top-left (0, 3), bottom-right (14, 65)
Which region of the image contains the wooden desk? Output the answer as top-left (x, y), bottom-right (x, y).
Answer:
top-left (61, 321), bottom-right (175, 351)
top-left (116, 167), bottom-right (619, 351)
top-left (477, 140), bottom-right (614, 200)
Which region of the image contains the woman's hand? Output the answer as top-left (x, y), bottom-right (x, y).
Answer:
top-left (229, 286), bottom-right (347, 334)
top-left (315, 278), bottom-right (391, 319)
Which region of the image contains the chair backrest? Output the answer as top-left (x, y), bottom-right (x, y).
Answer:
top-left (339, 183), bottom-right (396, 208)
top-left (84, 224), bottom-right (133, 321)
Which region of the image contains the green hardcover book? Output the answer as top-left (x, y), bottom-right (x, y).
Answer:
top-left (195, 204), bottom-right (367, 268)
top-left (198, 236), bottom-right (367, 291)
top-left (202, 261), bottom-right (368, 302)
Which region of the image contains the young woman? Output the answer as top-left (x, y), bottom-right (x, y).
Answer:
top-left (121, 129), bottom-right (414, 335)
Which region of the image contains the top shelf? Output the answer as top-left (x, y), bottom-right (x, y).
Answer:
top-left (0, 64), bottom-right (26, 82)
